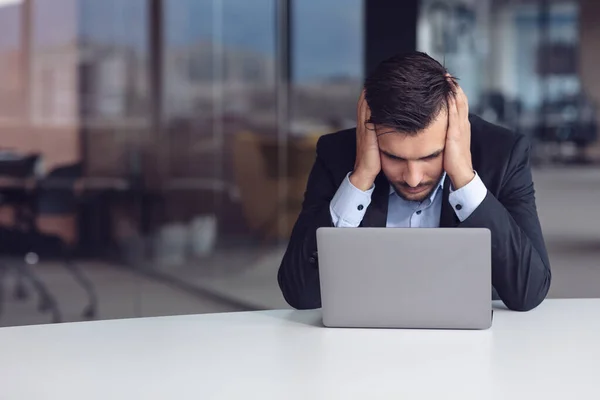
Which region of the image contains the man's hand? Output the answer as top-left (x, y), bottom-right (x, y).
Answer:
top-left (350, 90), bottom-right (380, 191)
top-left (444, 78), bottom-right (475, 190)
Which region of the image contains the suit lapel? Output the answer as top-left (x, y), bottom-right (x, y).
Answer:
top-left (439, 176), bottom-right (460, 228)
top-left (361, 173), bottom-right (389, 227)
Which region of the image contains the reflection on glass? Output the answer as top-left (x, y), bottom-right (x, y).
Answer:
top-left (0, 0), bottom-right (361, 326)
top-left (79, 0), bottom-right (149, 122)
top-left (160, 0), bottom-right (277, 266)
top-left (0, 0), bottom-right (21, 120)
top-left (31, 0), bottom-right (79, 126)
top-left (292, 0), bottom-right (363, 135)
top-left (149, 0), bottom-right (363, 283)
top-left (76, 0), bottom-right (149, 181)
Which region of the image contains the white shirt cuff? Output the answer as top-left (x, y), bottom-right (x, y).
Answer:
top-left (329, 172), bottom-right (374, 227)
top-left (448, 172), bottom-right (487, 222)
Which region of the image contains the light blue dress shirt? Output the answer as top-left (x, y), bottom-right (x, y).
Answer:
top-left (330, 172), bottom-right (488, 228)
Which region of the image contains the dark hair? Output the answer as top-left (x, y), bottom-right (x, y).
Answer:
top-left (364, 51), bottom-right (456, 135)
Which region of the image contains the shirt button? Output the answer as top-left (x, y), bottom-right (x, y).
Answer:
top-left (357, 204), bottom-right (364, 211)
top-left (455, 204), bottom-right (463, 211)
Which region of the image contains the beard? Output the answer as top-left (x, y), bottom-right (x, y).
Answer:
top-left (390, 175), bottom-right (444, 202)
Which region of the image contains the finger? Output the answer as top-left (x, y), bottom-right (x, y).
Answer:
top-left (358, 90), bottom-right (367, 121)
top-left (445, 74), bottom-right (458, 93)
top-left (445, 74), bottom-right (465, 120)
top-left (445, 73), bottom-right (454, 86)
top-left (358, 88), bottom-right (366, 103)
top-left (447, 93), bottom-right (459, 137)
top-left (359, 90), bottom-right (373, 131)
top-left (455, 84), bottom-right (469, 119)
top-left (357, 89), bottom-right (365, 118)
top-left (364, 99), bottom-right (372, 128)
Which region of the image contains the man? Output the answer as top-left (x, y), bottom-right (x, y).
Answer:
top-left (278, 52), bottom-right (551, 312)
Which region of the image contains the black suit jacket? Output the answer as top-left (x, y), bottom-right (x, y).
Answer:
top-left (278, 115), bottom-right (552, 312)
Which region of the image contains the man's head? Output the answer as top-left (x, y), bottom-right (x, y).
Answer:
top-left (364, 51), bottom-right (456, 201)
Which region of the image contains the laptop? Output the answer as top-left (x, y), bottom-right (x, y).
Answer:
top-left (316, 227), bottom-right (492, 330)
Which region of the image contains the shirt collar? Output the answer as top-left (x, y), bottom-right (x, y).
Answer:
top-left (389, 173), bottom-right (446, 204)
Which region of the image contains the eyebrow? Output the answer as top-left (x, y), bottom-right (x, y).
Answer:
top-left (380, 148), bottom-right (444, 162)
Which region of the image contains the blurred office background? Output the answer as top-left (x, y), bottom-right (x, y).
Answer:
top-left (0, 0), bottom-right (598, 327)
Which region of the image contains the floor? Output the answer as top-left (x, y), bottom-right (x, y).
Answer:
top-left (1, 165), bottom-right (599, 328)
top-left (0, 262), bottom-right (241, 327)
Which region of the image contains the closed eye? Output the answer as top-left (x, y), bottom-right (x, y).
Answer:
top-left (381, 151), bottom-right (406, 161)
top-left (421, 151), bottom-right (443, 161)
top-left (381, 149), bottom-right (443, 162)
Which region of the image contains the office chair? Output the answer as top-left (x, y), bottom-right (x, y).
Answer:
top-left (0, 161), bottom-right (98, 324)
top-left (35, 163), bottom-right (98, 320)
top-left (0, 154), bottom-right (63, 323)
top-left (0, 228), bottom-right (63, 323)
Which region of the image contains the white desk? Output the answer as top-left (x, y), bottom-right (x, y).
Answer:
top-left (0, 299), bottom-right (599, 400)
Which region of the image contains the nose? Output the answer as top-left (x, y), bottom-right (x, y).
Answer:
top-left (403, 161), bottom-right (424, 187)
